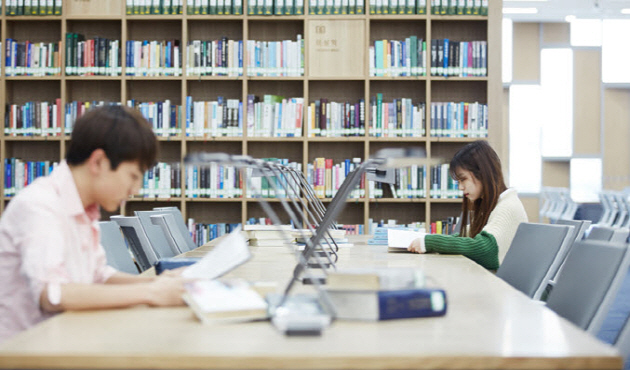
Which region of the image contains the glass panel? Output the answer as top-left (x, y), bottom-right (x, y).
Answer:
top-left (540, 48), bottom-right (573, 157)
top-left (603, 19), bottom-right (630, 83)
top-left (570, 19), bottom-right (602, 47)
top-left (509, 85), bottom-right (542, 193)
top-left (570, 158), bottom-right (602, 203)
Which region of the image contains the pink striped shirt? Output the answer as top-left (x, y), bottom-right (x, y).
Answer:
top-left (0, 161), bottom-right (117, 343)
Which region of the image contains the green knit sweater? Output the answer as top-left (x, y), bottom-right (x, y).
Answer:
top-left (425, 232), bottom-right (499, 270)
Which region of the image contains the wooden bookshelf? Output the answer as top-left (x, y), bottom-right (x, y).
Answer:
top-left (0, 0), bottom-right (502, 232)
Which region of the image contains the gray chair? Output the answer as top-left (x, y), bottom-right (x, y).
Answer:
top-left (153, 206), bottom-right (196, 251)
top-left (596, 267), bottom-right (630, 370)
top-left (555, 219), bottom-right (591, 242)
top-left (496, 222), bottom-right (574, 300)
top-left (546, 240), bottom-right (630, 335)
top-left (587, 226), bottom-right (629, 243)
top-left (135, 210), bottom-right (180, 258)
top-left (150, 213), bottom-right (193, 254)
top-left (110, 216), bottom-right (158, 271)
top-left (99, 221), bottom-right (139, 275)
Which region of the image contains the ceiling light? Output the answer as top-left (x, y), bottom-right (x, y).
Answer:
top-left (503, 7), bottom-right (538, 14)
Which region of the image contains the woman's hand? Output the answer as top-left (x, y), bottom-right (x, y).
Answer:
top-left (407, 237), bottom-right (426, 254)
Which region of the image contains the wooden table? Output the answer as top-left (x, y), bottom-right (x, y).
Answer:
top-left (0, 236), bottom-right (621, 369)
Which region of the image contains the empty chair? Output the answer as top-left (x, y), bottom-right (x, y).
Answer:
top-left (150, 213), bottom-right (192, 254)
top-left (99, 221), bottom-right (139, 275)
top-left (496, 222), bottom-right (574, 300)
top-left (613, 193), bottom-right (630, 229)
top-left (153, 206), bottom-right (196, 251)
top-left (110, 216), bottom-right (158, 271)
top-left (605, 274), bottom-right (630, 370)
top-left (546, 240), bottom-right (630, 335)
top-left (586, 226), bottom-right (629, 243)
top-left (135, 210), bottom-right (180, 258)
top-left (555, 219), bottom-right (591, 242)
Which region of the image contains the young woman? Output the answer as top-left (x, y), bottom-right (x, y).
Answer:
top-left (408, 140), bottom-right (528, 270)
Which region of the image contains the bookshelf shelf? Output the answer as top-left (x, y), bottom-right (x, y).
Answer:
top-left (0, 1), bottom-right (501, 233)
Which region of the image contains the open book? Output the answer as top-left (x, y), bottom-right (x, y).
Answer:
top-left (387, 229), bottom-right (426, 253)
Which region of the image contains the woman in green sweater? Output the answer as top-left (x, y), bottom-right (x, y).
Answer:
top-left (408, 140), bottom-right (528, 270)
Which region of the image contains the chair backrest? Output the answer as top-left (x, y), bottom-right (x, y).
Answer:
top-left (496, 222), bottom-right (574, 300)
top-left (110, 216), bottom-right (158, 271)
top-left (587, 226), bottom-right (616, 241)
top-left (153, 206), bottom-right (196, 251)
top-left (150, 213), bottom-right (192, 254)
top-left (98, 221), bottom-right (139, 274)
top-left (546, 240), bottom-right (630, 334)
top-left (555, 219), bottom-right (591, 242)
top-left (135, 210), bottom-right (179, 258)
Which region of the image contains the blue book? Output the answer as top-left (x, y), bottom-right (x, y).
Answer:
top-left (155, 258), bottom-right (199, 275)
top-left (327, 288), bottom-right (447, 320)
top-left (442, 38), bottom-right (449, 77)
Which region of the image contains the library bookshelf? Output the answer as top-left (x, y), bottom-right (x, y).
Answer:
top-left (0, 0), bottom-right (502, 233)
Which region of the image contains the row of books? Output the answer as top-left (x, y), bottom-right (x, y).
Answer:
top-left (189, 0), bottom-right (244, 14)
top-left (65, 34), bottom-right (122, 76)
top-left (306, 98), bottom-right (366, 138)
top-left (6, 0), bottom-right (61, 15)
top-left (186, 39), bottom-right (243, 77)
top-left (247, 158), bottom-right (302, 198)
top-left (126, 40), bottom-right (182, 76)
top-left (246, 95), bottom-right (304, 137)
top-left (307, 0), bottom-right (362, 14)
top-left (430, 0), bottom-right (487, 16)
top-left (430, 39), bottom-right (487, 77)
top-left (129, 100), bottom-right (185, 137)
top-left (306, 157), bottom-right (364, 199)
top-left (5, 100), bottom-right (62, 136)
top-left (247, 0), bottom-right (304, 14)
top-left (369, 95), bottom-right (425, 138)
top-left (368, 0), bottom-right (425, 14)
top-left (430, 101), bottom-right (487, 138)
top-left (4, 158), bottom-right (58, 197)
top-left (4, 40), bottom-right (61, 76)
top-left (186, 97), bottom-right (243, 137)
top-left (245, 37), bottom-right (304, 77)
top-left (370, 37), bottom-right (427, 77)
top-left (64, 101), bottom-right (121, 135)
top-left (140, 162), bottom-right (182, 198)
top-left (186, 164), bottom-right (244, 198)
top-left (367, 165), bottom-right (427, 199)
top-left (187, 219), bottom-right (241, 247)
top-left (127, 0), bottom-right (184, 14)
top-left (430, 163), bottom-right (461, 199)
top-left (366, 221), bottom-right (425, 236)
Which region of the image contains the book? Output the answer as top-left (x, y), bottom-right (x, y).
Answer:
top-left (155, 257), bottom-right (199, 274)
top-left (184, 280), bottom-right (268, 324)
top-left (387, 228), bottom-right (426, 252)
top-left (327, 288), bottom-right (447, 320)
top-left (182, 226), bottom-right (250, 280)
top-left (248, 238), bottom-right (294, 247)
top-left (326, 267), bottom-right (424, 291)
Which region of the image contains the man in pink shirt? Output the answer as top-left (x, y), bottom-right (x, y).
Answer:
top-left (0, 106), bottom-right (187, 343)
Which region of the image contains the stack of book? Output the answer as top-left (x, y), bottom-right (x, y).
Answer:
top-left (324, 267), bottom-right (447, 321)
top-left (244, 224), bottom-right (295, 247)
top-left (185, 96), bottom-right (243, 137)
top-left (245, 36), bottom-right (304, 77)
top-left (5, 100), bottom-right (62, 137)
top-left (306, 98), bottom-right (366, 137)
top-left (127, 0), bottom-right (184, 14)
top-left (5, 39), bottom-right (62, 76)
top-left (185, 38), bottom-right (243, 77)
top-left (369, 94), bottom-right (425, 138)
top-left (369, 37), bottom-right (427, 77)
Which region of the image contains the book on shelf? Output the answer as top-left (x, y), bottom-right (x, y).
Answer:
top-left (370, 37), bottom-right (426, 77)
top-left (327, 287), bottom-right (447, 321)
top-left (369, 96), bottom-right (425, 138)
top-left (246, 36), bottom-right (304, 77)
top-left (186, 220), bottom-right (242, 247)
top-left (6, 0), bottom-right (62, 15)
top-left (126, 100), bottom-right (184, 137)
top-left (429, 163), bottom-right (462, 199)
top-left (185, 96), bottom-right (243, 137)
top-left (125, 39), bottom-right (181, 77)
top-left (307, 98), bottom-right (365, 137)
top-left (65, 34), bottom-right (121, 76)
top-left (430, 39), bottom-right (487, 77)
top-left (4, 159), bottom-right (58, 197)
top-left (4, 39), bottom-right (62, 77)
top-left (430, 101), bottom-right (488, 138)
top-left (247, 95), bottom-right (303, 138)
top-left (5, 100), bottom-right (63, 137)
top-left (307, 157), bottom-right (364, 199)
top-left (139, 162), bottom-right (181, 198)
top-left (185, 163), bottom-right (243, 199)
top-left (186, 38), bottom-right (243, 77)
top-left (184, 280), bottom-right (268, 324)
top-left (326, 267), bottom-right (425, 291)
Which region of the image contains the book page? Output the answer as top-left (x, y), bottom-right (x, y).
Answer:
top-left (182, 226), bottom-right (251, 280)
top-left (387, 229), bottom-right (426, 250)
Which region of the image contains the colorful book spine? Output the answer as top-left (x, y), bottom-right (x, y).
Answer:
top-left (4, 158), bottom-right (58, 197)
top-left (125, 99), bottom-right (184, 137)
top-left (246, 36), bottom-right (303, 77)
top-left (125, 39), bottom-right (181, 77)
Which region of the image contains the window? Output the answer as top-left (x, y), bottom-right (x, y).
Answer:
top-left (509, 85), bottom-right (542, 193)
top-left (570, 19), bottom-right (602, 47)
top-left (570, 158), bottom-right (602, 203)
top-left (603, 20), bottom-right (630, 83)
top-left (540, 48), bottom-right (573, 158)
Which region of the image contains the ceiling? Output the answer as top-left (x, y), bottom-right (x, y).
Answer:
top-left (503, 0), bottom-right (630, 21)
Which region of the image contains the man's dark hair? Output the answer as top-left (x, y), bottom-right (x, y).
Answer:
top-left (66, 105), bottom-right (158, 171)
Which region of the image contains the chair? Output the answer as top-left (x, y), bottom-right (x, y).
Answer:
top-left (153, 206), bottom-right (196, 251)
top-left (587, 226), bottom-right (629, 243)
top-left (110, 216), bottom-right (158, 271)
top-left (496, 222), bottom-right (574, 300)
top-left (150, 213), bottom-right (192, 254)
top-left (99, 221), bottom-right (139, 274)
top-left (546, 240), bottom-right (630, 335)
top-left (605, 272), bottom-right (630, 370)
top-left (134, 210), bottom-right (180, 258)
top-left (555, 219), bottom-right (591, 242)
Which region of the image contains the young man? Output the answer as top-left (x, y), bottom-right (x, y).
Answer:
top-left (0, 106), bottom-right (187, 343)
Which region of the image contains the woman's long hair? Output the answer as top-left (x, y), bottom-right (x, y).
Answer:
top-left (449, 140), bottom-right (507, 238)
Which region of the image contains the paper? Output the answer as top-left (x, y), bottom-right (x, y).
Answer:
top-left (182, 226), bottom-right (251, 280)
top-left (185, 280), bottom-right (267, 313)
top-left (387, 229), bottom-right (426, 250)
